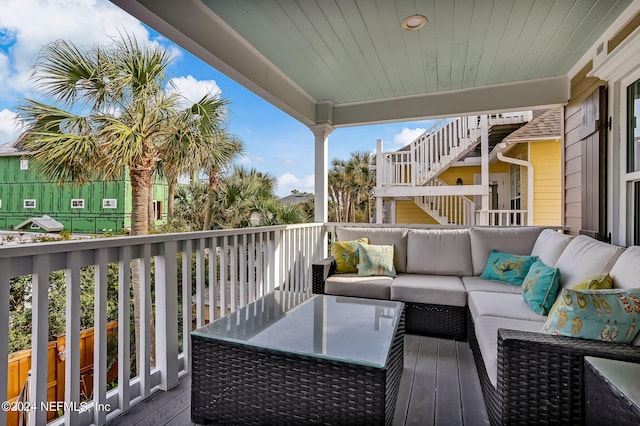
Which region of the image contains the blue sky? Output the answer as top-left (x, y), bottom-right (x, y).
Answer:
top-left (0, 0), bottom-right (436, 196)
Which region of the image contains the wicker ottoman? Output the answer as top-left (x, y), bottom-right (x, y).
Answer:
top-left (191, 291), bottom-right (404, 425)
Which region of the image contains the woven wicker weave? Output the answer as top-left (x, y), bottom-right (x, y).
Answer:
top-left (191, 299), bottom-right (405, 425)
top-left (585, 359), bottom-right (640, 426)
top-left (312, 257), bottom-right (466, 340)
top-left (468, 311), bottom-right (640, 425)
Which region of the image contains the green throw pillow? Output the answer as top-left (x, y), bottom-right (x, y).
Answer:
top-left (357, 243), bottom-right (396, 277)
top-left (521, 260), bottom-right (561, 315)
top-left (332, 238), bottom-right (368, 273)
top-left (541, 288), bottom-right (640, 343)
top-left (480, 250), bottom-right (538, 285)
top-left (547, 273), bottom-right (614, 317)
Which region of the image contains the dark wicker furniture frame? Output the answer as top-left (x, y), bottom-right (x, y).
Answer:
top-left (191, 296), bottom-right (405, 425)
top-left (585, 358), bottom-right (640, 426)
top-left (467, 312), bottom-right (640, 425)
top-left (312, 256), bottom-right (466, 340)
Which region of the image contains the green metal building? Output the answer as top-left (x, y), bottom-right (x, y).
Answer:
top-left (0, 144), bottom-right (168, 234)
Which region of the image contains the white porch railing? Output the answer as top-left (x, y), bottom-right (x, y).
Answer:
top-left (414, 178), bottom-right (476, 225)
top-left (0, 223), bottom-right (324, 426)
top-left (476, 210), bottom-right (528, 226)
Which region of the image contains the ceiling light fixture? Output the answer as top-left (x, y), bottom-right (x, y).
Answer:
top-left (402, 14), bottom-right (427, 31)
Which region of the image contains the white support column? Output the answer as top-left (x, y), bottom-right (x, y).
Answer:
top-left (30, 254), bottom-right (50, 426)
top-left (480, 115), bottom-right (490, 213)
top-left (376, 139), bottom-right (384, 224)
top-left (310, 124), bottom-right (334, 223)
top-left (391, 199), bottom-right (397, 224)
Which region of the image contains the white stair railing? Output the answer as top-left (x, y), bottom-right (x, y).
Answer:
top-left (414, 179), bottom-right (476, 225)
top-left (377, 111), bottom-right (532, 188)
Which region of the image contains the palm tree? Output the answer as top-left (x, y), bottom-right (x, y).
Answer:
top-left (17, 35), bottom-right (227, 236)
top-left (201, 129), bottom-right (245, 230)
top-left (328, 151), bottom-right (376, 222)
top-left (16, 34), bottom-right (228, 371)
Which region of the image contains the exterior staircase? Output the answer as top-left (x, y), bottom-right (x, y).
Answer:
top-left (376, 112), bottom-right (533, 226)
top-left (413, 179), bottom-right (476, 225)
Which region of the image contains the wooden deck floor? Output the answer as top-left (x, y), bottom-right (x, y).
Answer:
top-left (106, 335), bottom-right (489, 426)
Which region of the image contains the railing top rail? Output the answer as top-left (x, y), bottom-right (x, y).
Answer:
top-left (0, 223), bottom-right (324, 259)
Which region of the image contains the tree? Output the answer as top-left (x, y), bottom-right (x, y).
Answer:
top-left (201, 129), bottom-right (245, 230)
top-left (328, 151), bottom-right (375, 222)
top-left (16, 34), bottom-right (228, 371)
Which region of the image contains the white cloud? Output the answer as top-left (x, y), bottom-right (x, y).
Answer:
top-left (0, 109), bottom-right (21, 144)
top-left (276, 173), bottom-right (314, 197)
top-left (393, 127), bottom-right (426, 146)
top-left (168, 75), bottom-right (221, 108)
top-left (0, 0), bottom-right (152, 100)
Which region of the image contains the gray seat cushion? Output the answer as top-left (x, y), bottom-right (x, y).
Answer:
top-left (470, 227), bottom-right (544, 275)
top-left (406, 229), bottom-right (472, 276)
top-left (474, 315), bottom-right (545, 387)
top-left (468, 291), bottom-right (547, 322)
top-left (554, 235), bottom-right (625, 289)
top-left (609, 245), bottom-right (640, 289)
top-left (325, 273), bottom-right (393, 300)
top-left (336, 227), bottom-right (408, 273)
top-left (530, 229), bottom-right (573, 266)
top-left (461, 276), bottom-right (524, 295)
top-left (391, 274), bottom-right (466, 307)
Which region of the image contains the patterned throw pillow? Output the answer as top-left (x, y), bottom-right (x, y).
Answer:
top-left (480, 250), bottom-right (538, 285)
top-left (332, 238), bottom-right (369, 273)
top-left (546, 273), bottom-right (614, 317)
top-left (541, 288), bottom-right (640, 343)
top-left (357, 243), bottom-right (396, 277)
top-left (521, 260), bottom-right (561, 315)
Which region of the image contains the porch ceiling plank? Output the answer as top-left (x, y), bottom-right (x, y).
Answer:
top-left (434, 0), bottom-right (455, 91)
top-left (461, 0), bottom-right (494, 90)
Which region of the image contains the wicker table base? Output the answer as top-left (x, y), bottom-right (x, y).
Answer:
top-left (191, 294), bottom-right (405, 425)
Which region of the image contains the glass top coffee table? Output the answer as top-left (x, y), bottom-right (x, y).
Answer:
top-left (191, 290), bottom-right (405, 425)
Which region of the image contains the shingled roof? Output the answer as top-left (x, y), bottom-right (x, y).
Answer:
top-left (503, 109), bottom-right (562, 142)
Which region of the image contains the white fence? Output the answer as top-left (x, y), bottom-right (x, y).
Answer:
top-left (476, 210), bottom-right (528, 226)
top-left (0, 223), bottom-right (324, 426)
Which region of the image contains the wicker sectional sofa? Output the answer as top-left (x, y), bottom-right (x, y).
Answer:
top-left (311, 226), bottom-right (640, 425)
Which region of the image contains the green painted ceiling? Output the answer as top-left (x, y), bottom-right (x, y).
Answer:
top-left (113, 0), bottom-right (634, 126)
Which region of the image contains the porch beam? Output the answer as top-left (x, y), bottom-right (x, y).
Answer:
top-left (375, 184), bottom-right (488, 197)
top-left (333, 76), bottom-right (569, 126)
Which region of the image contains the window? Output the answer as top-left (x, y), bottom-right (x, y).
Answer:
top-left (30, 223), bottom-right (41, 230)
top-left (0, 200), bottom-right (2, 208)
top-left (102, 198), bottom-right (117, 209)
top-left (627, 78), bottom-right (640, 244)
top-left (71, 199), bottom-right (85, 209)
top-left (19, 159), bottom-right (28, 170)
top-left (153, 200), bottom-right (163, 220)
top-left (24, 199), bottom-right (36, 208)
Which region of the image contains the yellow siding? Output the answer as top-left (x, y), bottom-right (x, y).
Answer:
top-left (394, 200), bottom-right (438, 224)
top-left (530, 140), bottom-right (562, 226)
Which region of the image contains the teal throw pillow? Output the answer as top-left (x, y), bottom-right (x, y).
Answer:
top-left (541, 288), bottom-right (640, 343)
top-left (521, 260), bottom-right (561, 315)
top-left (480, 250), bottom-right (538, 285)
top-left (357, 243), bottom-right (396, 277)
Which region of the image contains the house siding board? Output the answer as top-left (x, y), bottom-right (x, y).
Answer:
top-left (530, 140), bottom-right (562, 226)
top-left (0, 155), bottom-right (162, 233)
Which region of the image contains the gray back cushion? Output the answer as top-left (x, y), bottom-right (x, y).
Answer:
top-left (609, 245), bottom-right (640, 289)
top-left (469, 227), bottom-right (544, 275)
top-left (530, 229), bottom-right (573, 266)
top-left (336, 227), bottom-right (408, 273)
top-left (406, 229), bottom-right (472, 276)
top-left (554, 235), bottom-right (625, 289)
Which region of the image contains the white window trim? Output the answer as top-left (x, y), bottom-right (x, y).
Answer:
top-left (71, 198), bottom-right (85, 209)
top-left (19, 159), bottom-right (28, 170)
top-left (589, 23), bottom-right (640, 246)
top-left (24, 199), bottom-right (36, 208)
top-left (102, 198), bottom-right (117, 209)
